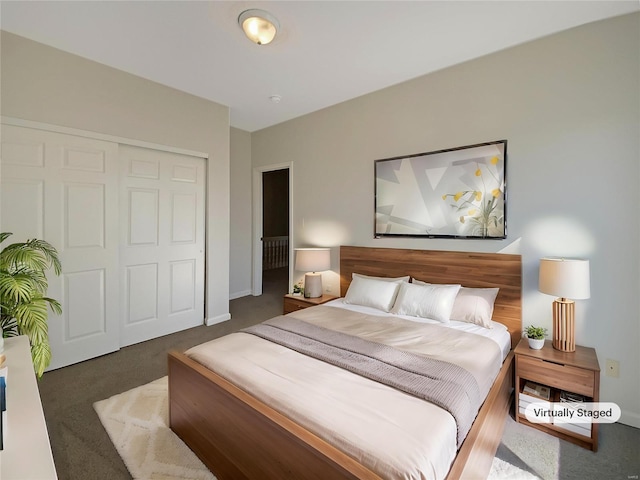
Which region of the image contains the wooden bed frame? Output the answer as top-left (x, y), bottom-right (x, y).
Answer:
top-left (169, 246), bottom-right (521, 480)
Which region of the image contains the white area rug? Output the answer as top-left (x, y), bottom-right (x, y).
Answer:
top-left (95, 376), bottom-right (539, 480)
top-left (94, 377), bottom-right (216, 480)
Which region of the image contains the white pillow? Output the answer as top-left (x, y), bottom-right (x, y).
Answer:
top-left (344, 276), bottom-right (401, 312)
top-left (450, 287), bottom-right (499, 328)
top-left (353, 273), bottom-right (410, 283)
top-left (413, 280), bottom-right (500, 328)
top-left (391, 282), bottom-right (461, 322)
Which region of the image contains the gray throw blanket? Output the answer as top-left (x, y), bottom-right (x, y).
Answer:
top-left (242, 315), bottom-right (481, 448)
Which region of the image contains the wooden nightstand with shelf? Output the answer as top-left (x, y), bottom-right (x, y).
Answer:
top-left (283, 294), bottom-right (338, 314)
top-left (514, 338), bottom-right (600, 451)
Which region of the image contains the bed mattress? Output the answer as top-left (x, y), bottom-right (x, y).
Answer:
top-left (186, 302), bottom-right (510, 480)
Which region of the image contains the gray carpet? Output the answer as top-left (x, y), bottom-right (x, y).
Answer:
top-left (38, 267), bottom-right (640, 480)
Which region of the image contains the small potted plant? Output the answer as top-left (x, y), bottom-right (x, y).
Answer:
top-left (525, 325), bottom-right (547, 350)
top-left (292, 281), bottom-right (304, 297)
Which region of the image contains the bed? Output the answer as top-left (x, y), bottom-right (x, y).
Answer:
top-left (168, 246), bottom-right (522, 480)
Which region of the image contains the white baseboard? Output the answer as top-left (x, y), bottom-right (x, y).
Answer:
top-left (229, 289), bottom-right (252, 300)
top-left (206, 313), bottom-right (231, 326)
top-left (620, 410), bottom-right (640, 429)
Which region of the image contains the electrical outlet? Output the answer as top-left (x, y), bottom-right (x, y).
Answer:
top-left (605, 359), bottom-right (620, 378)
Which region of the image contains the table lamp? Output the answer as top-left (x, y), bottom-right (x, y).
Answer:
top-left (538, 258), bottom-right (590, 352)
top-left (295, 248), bottom-right (331, 298)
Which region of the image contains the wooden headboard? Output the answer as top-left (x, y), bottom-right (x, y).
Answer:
top-left (339, 246), bottom-right (522, 348)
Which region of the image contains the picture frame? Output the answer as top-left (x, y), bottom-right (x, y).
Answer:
top-left (375, 140), bottom-right (507, 239)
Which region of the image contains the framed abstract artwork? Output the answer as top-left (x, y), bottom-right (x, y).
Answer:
top-left (375, 140), bottom-right (507, 239)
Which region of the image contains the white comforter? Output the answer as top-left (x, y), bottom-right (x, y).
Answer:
top-left (186, 302), bottom-right (510, 480)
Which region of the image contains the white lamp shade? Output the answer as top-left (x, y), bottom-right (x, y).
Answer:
top-left (539, 258), bottom-right (590, 299)
top-left (295, 248), bottom-right (331, 272)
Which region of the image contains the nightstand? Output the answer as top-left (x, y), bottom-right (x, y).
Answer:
top-left (514, 338), bottom-right (600, 451)
top-left (283, 293), bottom-right (338, 314)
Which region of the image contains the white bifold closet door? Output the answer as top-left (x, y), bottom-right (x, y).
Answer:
top-left (0, 124), bottom-right (206, 370)
top-left (119, 145), bottom-right (205, 347)
top-left (1, 125), bottom-right (120, 369)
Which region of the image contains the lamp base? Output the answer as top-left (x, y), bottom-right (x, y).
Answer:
top-left (552, 298), bottom-right (575, 352)
top-left (303, 273), bottom-right (323, 298)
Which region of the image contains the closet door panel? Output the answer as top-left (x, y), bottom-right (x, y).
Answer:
top-left (1, 125), bottom-right (120, 370)
top-left (120, 145), bottom-right (205, 347)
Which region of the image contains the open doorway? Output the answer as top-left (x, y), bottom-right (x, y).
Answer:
top-left (252, 163), bottom-right (293, 297)
top-left (262, 169), bottom-right (289, 296)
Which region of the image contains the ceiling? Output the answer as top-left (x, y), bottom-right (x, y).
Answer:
top-left (1, 1), bottom-right (638, 132)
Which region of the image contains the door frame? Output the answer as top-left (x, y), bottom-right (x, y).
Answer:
top-left (252, 162), bottom-right (294, 296)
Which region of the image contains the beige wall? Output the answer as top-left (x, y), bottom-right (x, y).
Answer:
top-left (1, 31), bottom-right (231, 324)
top-left (230, 127), bottom-right (252, 299)
top-left (249, 13), bottom-right (640, 426)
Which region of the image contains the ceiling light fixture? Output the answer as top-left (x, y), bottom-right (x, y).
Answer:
top-left (238, 9), bottom-right (279, 46)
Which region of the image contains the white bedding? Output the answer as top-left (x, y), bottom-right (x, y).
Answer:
top-left (324, 298), bottom-right (512, 361)
top-left (186, 302), bottom-right (511, 480)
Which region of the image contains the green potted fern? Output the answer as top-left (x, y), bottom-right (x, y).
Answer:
top-left (0, 233), bottom-right (62, 377)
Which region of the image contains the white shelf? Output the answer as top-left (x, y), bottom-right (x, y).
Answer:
top-left (0, 335), bottom-right (57, 479)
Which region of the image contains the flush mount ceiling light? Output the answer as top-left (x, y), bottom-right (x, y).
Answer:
top-left (238, 9), bottom-right (279, 45)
